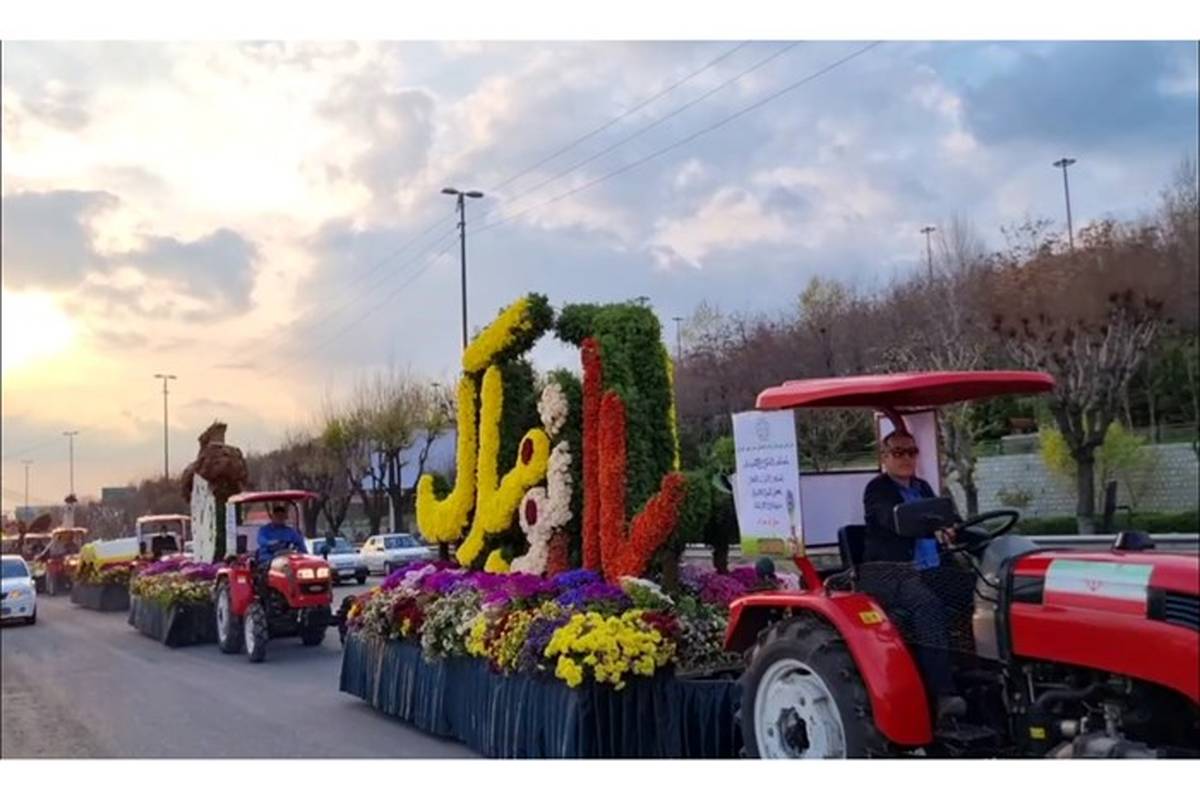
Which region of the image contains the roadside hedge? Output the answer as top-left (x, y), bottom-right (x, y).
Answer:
top-left (1014, 509), bottom-right (1199, 535)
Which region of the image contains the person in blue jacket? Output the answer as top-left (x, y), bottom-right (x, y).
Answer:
top-left (256, 504), bottom-right (307, 566)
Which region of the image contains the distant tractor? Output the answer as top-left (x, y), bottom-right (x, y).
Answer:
top-left (212, 491), bottom-right (336, 663)
top-left (36, 527), bottom-right (87, 596)
top-left (135, 514), bottom-right (191, 560)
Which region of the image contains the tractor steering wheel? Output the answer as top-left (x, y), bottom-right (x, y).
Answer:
top-left (944, 509), bottom-right (1020, 553)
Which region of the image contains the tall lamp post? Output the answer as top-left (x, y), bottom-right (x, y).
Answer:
top-left (920, 225), bottom-right (937, 280)
top-left (62, 431), bottom-right (79, 497)
top-left (154, 373), bottom-right (177, 480)
top-left (1053, 157), bottom-right (1077, 251)
top-left (21, 460), bottom-right (33, 519)
top-left (441, 187), bottom-right (485, 351)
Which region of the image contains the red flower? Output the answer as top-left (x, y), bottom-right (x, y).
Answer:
top-left (597, 389), bottom-right (686, 581)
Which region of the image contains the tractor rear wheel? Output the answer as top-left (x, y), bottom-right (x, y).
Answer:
top-left (739, 614), bottom-right (887, 759)
top-left (215, 581), bottom-right (243, 654)
top-left (244, 600), bottom-right (269, 662)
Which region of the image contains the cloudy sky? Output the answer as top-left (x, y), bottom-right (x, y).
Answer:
top-left (2, 39), bottom-right (1197, 509)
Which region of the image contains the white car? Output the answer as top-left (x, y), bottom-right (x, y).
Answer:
top-left (359, 533), bottom-right (433, 575)
top-left (307, 537), bottom-right (369, 585)
top-left (2, 555), bottom-right (38, 625)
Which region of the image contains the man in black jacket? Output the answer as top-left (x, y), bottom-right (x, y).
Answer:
top-left (860, 430), bottom-right (968, 723)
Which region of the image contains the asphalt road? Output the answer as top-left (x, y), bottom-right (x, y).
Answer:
top-left (0, 578), bottom-right (473, 758)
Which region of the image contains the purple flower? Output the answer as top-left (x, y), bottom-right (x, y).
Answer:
top-left (556, 582), bottom-right (632, 611)
top-left (180, 563), bottom-right (220, 581)
top-left (517, 614), bottom-right (569, 673)
top-left (699, 574), bottom-right (748, 606)
top-left (679, 564), bottom-right (705, 594)
top-left (728, 567), bottom-right (759, 590)
top-left (421, 569), bottom-right (471, 594)
top-left (379, 560), bottom-right (443, 592)
top-left (551, 568), bottom-right (602, 591)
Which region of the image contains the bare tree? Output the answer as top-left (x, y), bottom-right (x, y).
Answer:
top-left (989, 221), bottom-right (1171, 533)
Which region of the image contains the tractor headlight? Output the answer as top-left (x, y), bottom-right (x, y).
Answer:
top-left (297, 568), bottom-right (316, 580)
top-left (316, 567), bottom-right (330, 579)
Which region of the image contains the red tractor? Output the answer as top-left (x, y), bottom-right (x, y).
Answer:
top-left (727, 371), bottom-right (1200, 758)
top-left (212, 491), bottom-right (335, 662)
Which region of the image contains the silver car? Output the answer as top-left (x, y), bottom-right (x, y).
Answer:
top-left (307, 537), bottom-right (369, 585)
top-left (360, 533), bottom-right (433, 575)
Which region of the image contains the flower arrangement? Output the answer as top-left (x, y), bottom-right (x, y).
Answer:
top-left (545, 609), bottom-right (677, 690)
top-left (345, 560), bottom-right (764, 690)
top-left (512, 441), bottom-right (573, 575)
top-left (77, 560), bottom-right (135, 587)
top-left (536, 381), bottom-right (569, 438)
top-left (415, 374), bottom-right (479, 543)
top-left (460, 294), bottom-right (554, 375)
top-left (130, 560), bottom-right (220, 607)
top-left (455, 366), bottom-right (551, 570)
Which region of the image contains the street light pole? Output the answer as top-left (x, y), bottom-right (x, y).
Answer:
top-left (154, 373), bottom-right (177, 479)
top-left (1053, 157), bottom-right (1077, 250)
top-left (671, 316), bottom-right (684, 364)
top-left (21, 460), bottom-right (32, 518)
top-left (920, 225), bottom-right (936, 280)
top-left (442, 187), bottom-right (485, 351)
top-left (63, 431), bottom-right (79, 496)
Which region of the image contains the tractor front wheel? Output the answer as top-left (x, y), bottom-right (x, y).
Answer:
top-left (739, 614), bottom-right (887, 759)
top-left (244, 600), bottom-right (269, 662)
top-left (300, 620), bottom-right (326, 647)
top-left (215, 581), bottom-right (243, 654)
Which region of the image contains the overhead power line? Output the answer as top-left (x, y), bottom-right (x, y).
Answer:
top-left (477, 41), bottom-right (884, 237)
top-left (489, 41), bottom-right (751, 195)
top-left (482, 42), bottom-right (800, 226)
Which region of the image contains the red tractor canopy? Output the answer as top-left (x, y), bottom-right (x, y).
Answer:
top-left (756, 370), bottom-right (1055, 420)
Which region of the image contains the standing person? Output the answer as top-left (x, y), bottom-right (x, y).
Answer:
top-left (859, 430), bottom-right (967, 723)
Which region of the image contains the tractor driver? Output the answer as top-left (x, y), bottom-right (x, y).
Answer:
top-left (860, 430), bottom-right (969, 724)
top-left (256, 504), bottom-right (307, 567)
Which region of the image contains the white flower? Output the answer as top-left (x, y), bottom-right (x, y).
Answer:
top-left (511, 441), bottom-right (573, 575)
top-left (537, 382), bottom-right (569, 439)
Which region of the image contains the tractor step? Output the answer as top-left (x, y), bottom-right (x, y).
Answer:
top-left (935, 722), bottom-right (999, 747)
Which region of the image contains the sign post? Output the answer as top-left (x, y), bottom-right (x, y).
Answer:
top-left (731, 409), bottom-right (802, 557)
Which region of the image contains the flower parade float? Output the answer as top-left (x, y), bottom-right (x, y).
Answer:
top-left (71, 536), bottom-right (136, 611)
top-left (341, 295), bottom-right (793, 757)
top-left (127, 558), bottom-right (221, 647)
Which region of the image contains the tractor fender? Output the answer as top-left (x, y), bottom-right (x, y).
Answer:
top-left (217, 566), bottom-right (255, 616)
top-left (726, 590), bottom-right (933, 747)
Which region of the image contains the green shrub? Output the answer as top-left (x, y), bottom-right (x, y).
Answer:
top-left (1014, 510), bottom-right (1198, 535)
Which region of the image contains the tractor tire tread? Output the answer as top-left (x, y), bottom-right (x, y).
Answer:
top-left (245, 600), bottom-right (269, 663)
top-left (738, 612), bottom-right (890, 759)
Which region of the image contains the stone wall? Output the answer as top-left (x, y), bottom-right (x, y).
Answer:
top-left (951, 442), bottom-right (1199, 517)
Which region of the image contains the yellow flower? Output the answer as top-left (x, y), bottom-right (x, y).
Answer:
top-left (456, 365), bottom-right (550, 566)
top-left (461, 295), bottom-right (533, 374)
top-left (416, 374), bottom-right (479, 543)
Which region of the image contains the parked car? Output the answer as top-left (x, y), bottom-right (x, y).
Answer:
top-left (359, 533), bottom-right (432, 575)
top-left (306, 537), bottom-right (368, 585)
top-left (1, 555), bottom-right (38, 625)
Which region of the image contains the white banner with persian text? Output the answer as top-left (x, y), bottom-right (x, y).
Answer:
top-left (732, 409), bottom-right (802, 557)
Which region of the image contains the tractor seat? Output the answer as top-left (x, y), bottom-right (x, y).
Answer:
top-left (837, 525), bottom-right (868, 576)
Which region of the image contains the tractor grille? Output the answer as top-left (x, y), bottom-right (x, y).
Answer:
top-left (1148, 589), bottom-right (1199, 632)
top-left (301, 582), bottom-right (328, 595)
